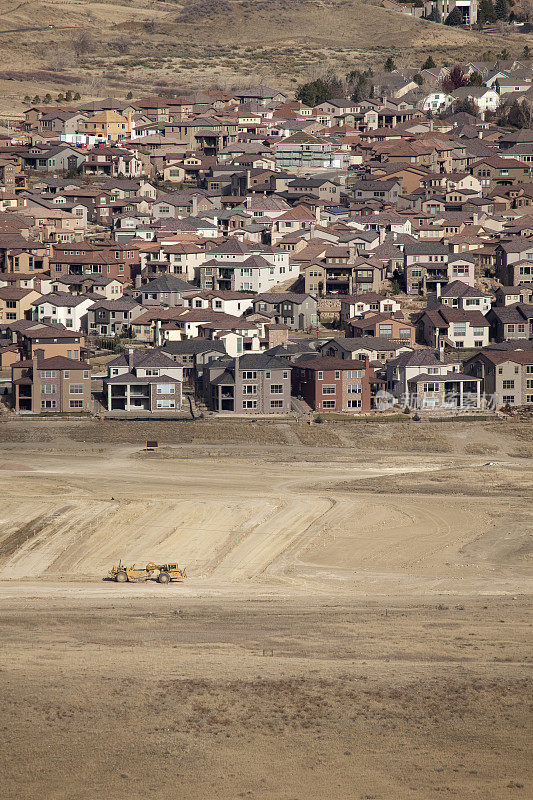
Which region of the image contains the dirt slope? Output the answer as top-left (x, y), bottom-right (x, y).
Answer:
top-left (0, 0), bottom-right (526, 116)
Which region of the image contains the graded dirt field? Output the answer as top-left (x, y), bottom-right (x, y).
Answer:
top-left (0, 417), bottom-right (531, 799)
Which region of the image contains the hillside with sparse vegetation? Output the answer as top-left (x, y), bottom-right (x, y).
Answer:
top-left (0, 0), bottom-right (528, 114)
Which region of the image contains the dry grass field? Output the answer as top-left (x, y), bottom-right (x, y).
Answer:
top-left (0, 417), bottom-right (531, 799)
top-left (0, 0), bottom-right (528, 115)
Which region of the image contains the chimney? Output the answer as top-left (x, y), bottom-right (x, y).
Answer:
top-left (128, 348), bottom-right (134, 371)
top-left (436, 282), bottom-right (441, 299)
top-left (348, 242), bottom-right (357, 262)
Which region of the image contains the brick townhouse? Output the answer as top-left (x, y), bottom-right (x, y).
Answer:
top-left (292, 356), bottom-right (380, 413)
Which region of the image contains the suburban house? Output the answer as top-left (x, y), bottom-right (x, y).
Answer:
top-left (104, 349), bottom-right (183, 412)
top-left (406, 369), bottom-right (482, 411)
top-left (495, 240), bottom-right (533, 285)
top-left (202, 354), bottom-right (292, 414)
top-left (251, 293), bottom-right (318, 330)
top-left (12, 322), bottom-right (85, 360)
top-left (485, 304), bottom-right (533, 342)
top-left (385, 347), bottom-right (462, 401)
top-left (340, 294), bottom-right (401, 326)
top-left (198, 240), bottom-right (297, 293)
top-left (416, 307), bottom-right (490, 349)
top-left (136, 275), bottom-right (194, 307)
top-left (403, 241), bottom-right (449, 294)
top-left (87, 299), bottom-right (144, 337)
top-left (319, 336), bottom-right (412, 364)
top-left (436, 280), bottom-right (491, 314)
top-left (0, 287), bottom-right (40, 323)
top-left (32, 292), bottom-right (94, 331)
top-left (292, 356), bottom-right (380, 413)
top-left (464, 346), bottom-right (533, 407)
top-left (182, 290), bottom-right (254, 317)
top-left (12, 353), bottom-right (92, 413)
top-left (346, 312), bottom-right (416, 346)
top-left (160, 339), bottom-right (226, 384)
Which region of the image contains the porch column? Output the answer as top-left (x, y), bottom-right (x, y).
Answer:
top-left (14, 385), bottom-right (19, 413)
top-left (107, 383), bottom-right (112, 410)
top-left (126, 384), bottom-right (131, 411)
top-left (476, 381), bottom-right (481, 410)
top-left (459, 381), bottom-right (463, 409)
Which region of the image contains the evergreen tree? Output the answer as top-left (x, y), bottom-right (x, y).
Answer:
top-left (65, 90), bottom-right (73, 102)
top-left (421, 56), bottom-right (436, 69)
top-left (296, 76), bottom-right (342, 107)
top-left (126, 91), bottom-right (133, 100)
top-left (444, 7), bottom-right (464, 24)
top-left (494, 0), bottom-right (509, 19)
top-left (508, 99), bottom-right (527, 127)
top-left (346, 68), bottom-right (373, 102)
top-left (468, 71), bottom-right (484, 85)
top-left (74, 92), bottom-right (81, 100)
top-left (523, 45), bottom-right (531, 59)
top-left (384, 56), bottom-right (397, 72)
top-left (478, 0), bottom-right (496, 23)
top-left (23, 95), bottom-right (31, 104)
top-left (32, 95), bottom-right (40, 104)
top-left (43, 93), bottom-right (52, 103)
top-left (57, 93), bottom-right (64, 103)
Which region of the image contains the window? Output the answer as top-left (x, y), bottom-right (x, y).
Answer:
top-left (322, 385), bottom-right (336, 394)
top-left (347, 384), bottom-right (361, 394)
top-left (453, 323), bottom-right (466, 337)
top-left (423, 382), bottom-right (439, 392)
top-left (317, 371), bottom-right (323, 380)
top-left (472, 328), bottom-right (484, 338)
top-left (270, 400), bottom-right (283, 408)
top-left (157, 399), bottom-right (175, 408)
top-left (283, 371), bottom-right (288, 379)
top-left (145, 369), bottom-right (159, 376)
top-left (270, 384), bottom-right (283, 394)
top-left (40, 370), bottom-right (56, 379)
top-left (335, 371), bottom-right (340, 379)
top-left (502, 380), bottom-right (515, 390)
top-left (507, 325), bottom-right (515, 334)
top-left (64, 371), bottom-right (69, 378)
top-left (243, 399), bottom-right (257, 409)
top-left (41, 384), bottom-right (56, 394)
top-left (347, 399), bottom-right (361, 408)
top-left (70, 384), bottom-right (83, 394)
top-left (380, 324), bottom-right (393, 338)
top-left (157, 383), bottom-right (175, 394)
top-left (242, 371), bottom-right (257, 380)
top-left (322, 400), bottom-right (335, 408)
top-left (265, 371), bottom-right (271, 379)
top-left (243, 385), bottom-right (257, 395)
top-left (69, 400), bottom-right (83, 408)
top-left (41, 400), bottom-right (56, 409)
top-left (83, 370), bottom-right (89, 379)
top-left (347, 370), bottom-right (361, 380)
top-left (502, 395), bottom-right (515, 404)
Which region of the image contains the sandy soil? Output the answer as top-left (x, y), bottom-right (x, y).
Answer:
top-left (0, 418), bottom-right (531, 799)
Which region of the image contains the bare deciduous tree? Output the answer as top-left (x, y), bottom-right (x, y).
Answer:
top-left (71, 30), bottom-right (96, 57)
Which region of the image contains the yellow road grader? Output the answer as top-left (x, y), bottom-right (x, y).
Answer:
top-left (108, 561), bottom-right (187, 584)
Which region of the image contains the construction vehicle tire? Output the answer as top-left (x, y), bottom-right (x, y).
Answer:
top-left (116, 571), bottom-right (128, 583)
top-left (158, 572), bottom-right (170, 584)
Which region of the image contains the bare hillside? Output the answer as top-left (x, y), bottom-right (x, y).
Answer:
top-left (0, 0), bottom-right (526, 115)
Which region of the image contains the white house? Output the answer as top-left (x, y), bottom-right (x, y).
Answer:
top-left (181, 290), bottom-right (255, 317)
top-left (452, 87), bottom-right (500, 115)
top-left (199, 240), bottom-right (297, 293)
top-left (420, 92), bottom-right (454, 114)
top-left (32, 292), bottom-right (95, 331)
